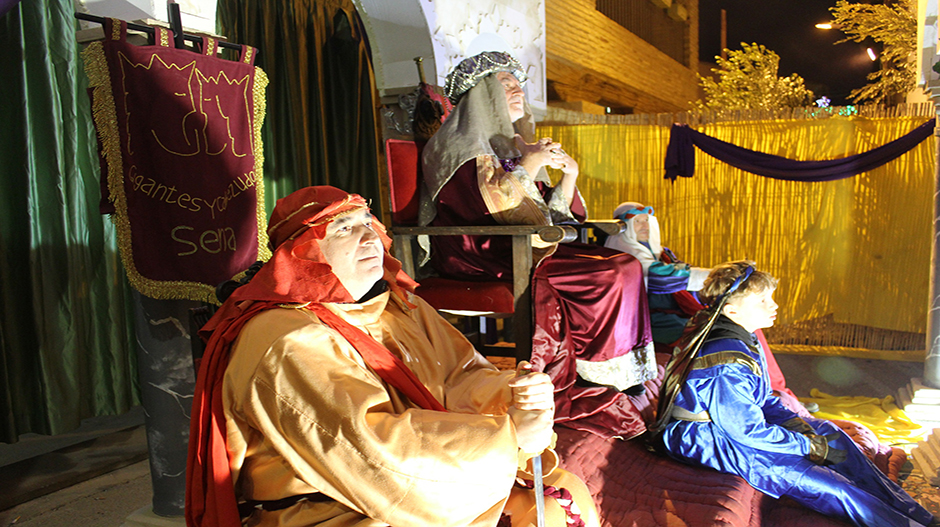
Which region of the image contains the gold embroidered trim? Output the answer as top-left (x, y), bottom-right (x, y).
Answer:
top-left (111, 18), bottom-right (121, 41)
top-left (474, 155), bottom-right (557, 266)
top-left (243, 47), bottom-right (254, 64)
top-left (691, 351), bottom-right (761, 377)
top-left (277, 302), bottom-right (312, 309)
top-left (159, 27), bottom-right (169, 47)
top-left (282, 207), bottom-right (367, 244)
top-left (206, 38), bottom-right (216, 56)
top-left (267, 200), bottom-right (332, 236)
top-left (266, 192), bottom-right (369, 246)
top-left (309, 206), bottom-right (364, 227)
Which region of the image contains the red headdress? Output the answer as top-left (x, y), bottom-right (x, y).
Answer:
top-left (185, 186), bottom-right (440, 527)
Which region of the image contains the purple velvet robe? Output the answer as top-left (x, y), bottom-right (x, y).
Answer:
top-left (429, 160), bottom-right (653, 439)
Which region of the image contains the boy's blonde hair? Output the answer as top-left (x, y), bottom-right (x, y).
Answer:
top-left (699, 260), bottom-right (778, 307)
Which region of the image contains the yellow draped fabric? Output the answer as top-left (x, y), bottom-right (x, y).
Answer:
top-left (801, 389), bottom-right (927, 446)
top-left (537, 117), bottom-right (936, 341)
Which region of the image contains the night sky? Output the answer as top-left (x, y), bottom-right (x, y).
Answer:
top-left (698, 0), bottom-right (880, 106)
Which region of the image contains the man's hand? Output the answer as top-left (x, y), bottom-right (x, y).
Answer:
top-left (513, 135), bottom-right (579, 208)
top-left (508, 407), bottom-right (554, 454)
top-left (515, 135), bottom-right (563, 173)
top-left (508, 361), bottom-right (554, 410)
top-left (508, 361), bottom-right (555, 454)
top-left (554, 150), bottom-right (578, 179)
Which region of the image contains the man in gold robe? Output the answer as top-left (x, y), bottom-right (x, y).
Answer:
top-left (186, 185), bottom-right (599, 527)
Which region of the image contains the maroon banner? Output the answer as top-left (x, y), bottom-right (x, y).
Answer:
top-left (82, 19), bottom-right (270, 302)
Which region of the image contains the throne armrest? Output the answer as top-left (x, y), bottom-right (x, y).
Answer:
top-left (391, 224), bottom-right (578, 243)
top-left (579, 219), bottom-right (626, 236)
top-left (565, 219), bottom-right (626, 245)
top-left (391, 225), bottom-right (552, 362)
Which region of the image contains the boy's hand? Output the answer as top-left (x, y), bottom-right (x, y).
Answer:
top-left (808, 433), bottom-right (847, 465)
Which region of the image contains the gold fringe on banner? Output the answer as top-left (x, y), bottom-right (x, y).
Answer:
top-left (252, 67), bottom-right (272, 262)
top-left (537, 105), bottom-right (936, 360)
top-left (82, 41), bottom-right (218, 302)
top-left (82, 42), bottom-right (273, 303)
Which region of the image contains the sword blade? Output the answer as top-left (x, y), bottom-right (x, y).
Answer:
top-left (515, 366), bottom-right (548, 527)
top-left (533, 453), bottom-right (545, 527)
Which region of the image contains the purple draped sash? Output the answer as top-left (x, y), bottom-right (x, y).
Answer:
top-left (664, 118), bottom-right (935, 182)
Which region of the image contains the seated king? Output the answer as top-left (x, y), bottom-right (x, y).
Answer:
top-left (185, 185), bottom-right (600, 527)
top-left (420, 51), bottom-right (654, 435)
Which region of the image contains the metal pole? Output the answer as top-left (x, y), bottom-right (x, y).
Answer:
top-left (167, 2), bottom-right (185, 50)
top-left (925, 100), bottom-right (940, 388)
top-left (720, 9), bottom-right (727, 60)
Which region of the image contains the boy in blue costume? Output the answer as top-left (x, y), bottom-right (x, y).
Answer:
top-left (652, 260), bottom-right (934, 527)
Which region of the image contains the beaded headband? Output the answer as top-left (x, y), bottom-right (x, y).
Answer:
top-left (724, 266), bottom-right (755, 298)
top-left (444, 51), bottom-right (528, 105)
top-left (615, 206), bottom-right (655, 221)
top-left (702, 265), bottom-right (756, 309)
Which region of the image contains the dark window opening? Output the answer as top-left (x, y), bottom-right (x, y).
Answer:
top-left (596, 0), bottom-right (690, 67)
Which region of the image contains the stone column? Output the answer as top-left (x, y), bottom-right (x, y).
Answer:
top-left (927, 99), bottom-right (940, 389)
top-left (895, 0), bottom-right (940, 483)
top-left (131, 291), bottom-right (199, 518)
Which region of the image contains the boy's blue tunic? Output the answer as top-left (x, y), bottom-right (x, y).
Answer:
top-left (660, 317), bottom-right (933, 527)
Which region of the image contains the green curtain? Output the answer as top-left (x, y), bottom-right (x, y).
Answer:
top-left (0, 0), bottom-right (139, 442)
top-left (217, 0), bottom-right (382, 212)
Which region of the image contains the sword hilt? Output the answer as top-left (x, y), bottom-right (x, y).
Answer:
top-left (515, 365), bottom-right (547, 527)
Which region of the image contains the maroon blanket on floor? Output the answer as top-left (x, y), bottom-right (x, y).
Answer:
top-left (553, 354), bottom-right (904, 527)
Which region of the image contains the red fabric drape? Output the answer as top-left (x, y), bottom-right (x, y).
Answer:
top-left (530, 244), bottom-right (651, 440)
top-left (756, 329), bottom-right (797, 399)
